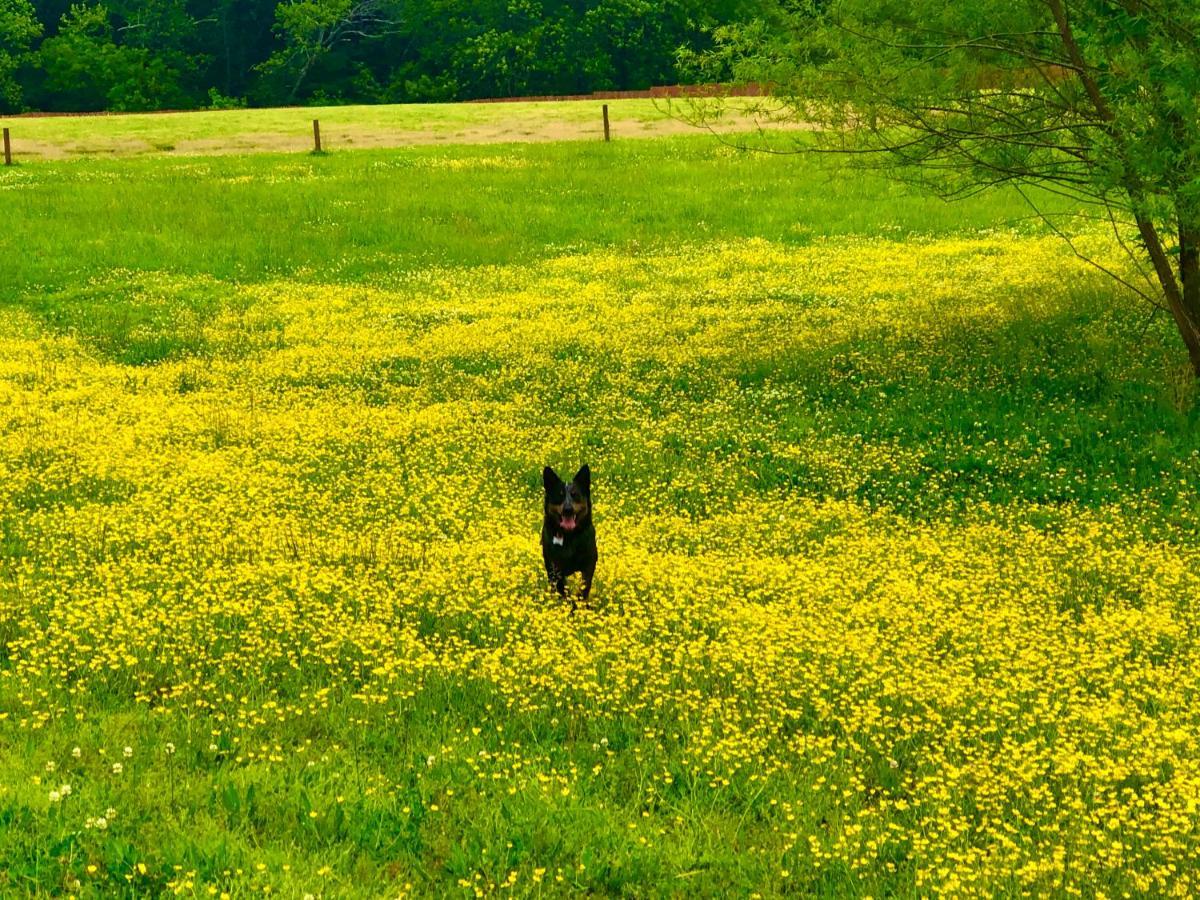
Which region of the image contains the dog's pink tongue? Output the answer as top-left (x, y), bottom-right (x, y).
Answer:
top-left (561, 516), bottom-right (577, 531)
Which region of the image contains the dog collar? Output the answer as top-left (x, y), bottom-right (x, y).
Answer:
top-left (552, 535), bottom-right (564, 546)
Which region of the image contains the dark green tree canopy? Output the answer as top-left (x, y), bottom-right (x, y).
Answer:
top-left (10, 0), bottom-right (764, 111)
top-left (0, 0), bottom-right (40, 112)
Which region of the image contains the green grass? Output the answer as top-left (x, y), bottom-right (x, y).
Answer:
top-left (1, 125), bottom-right (1199, 898)
top-left (3, 135), bottom-right (1075, 292)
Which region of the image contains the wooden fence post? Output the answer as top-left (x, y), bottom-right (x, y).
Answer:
top-left (3, 128), bottom-right (11, 166)
top-left (312, 119), bottom-right (322, 153)
top-left (602, 105), bottom-right (610, 142)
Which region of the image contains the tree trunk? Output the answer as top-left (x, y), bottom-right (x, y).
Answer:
top-left (1179, 222), bottom-right (1200, 378)
top-left (222, 4), bottom-right (233, 96)
top-left (1131, 211), bottom-right (1200, 378)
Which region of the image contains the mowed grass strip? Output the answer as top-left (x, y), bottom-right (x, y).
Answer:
top-left (0, 129), bottom-right (1198, 897)
top-left (0, 97), bottom-right (803, 161)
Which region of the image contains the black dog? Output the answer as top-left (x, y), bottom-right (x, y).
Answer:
top-left (542, 465), bottom-right (597, 610)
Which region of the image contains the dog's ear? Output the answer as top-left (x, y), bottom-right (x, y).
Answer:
top-left (543, 466), bottom-right (563, 492)
top-left (573, 464), bottom-right (590, 496)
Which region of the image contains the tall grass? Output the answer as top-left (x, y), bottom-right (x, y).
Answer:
top-left (5, 136), bottom-right (1075, 292)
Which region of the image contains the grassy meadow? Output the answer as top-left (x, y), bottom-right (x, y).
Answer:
top-left (1, 115), bottom-right (1199, 898)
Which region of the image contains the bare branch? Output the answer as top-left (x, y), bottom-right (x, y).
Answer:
top-left (1014, 185), bottom-right (1167, 312)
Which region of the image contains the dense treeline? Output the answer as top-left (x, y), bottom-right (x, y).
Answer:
top-left (0, 0), bottom-right (760, 113)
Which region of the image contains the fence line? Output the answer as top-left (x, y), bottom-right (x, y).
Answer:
top-left (467, 83), bottom-right (768, 104)
top-left (7, 84), bottom-right (768, 118)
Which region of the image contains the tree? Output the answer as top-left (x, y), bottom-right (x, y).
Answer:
top-left (186, 0), bottom-right (280, 101)
top-left (37, 3), bottom-right (190, 110)
top-left (105, 0), bottom-right (204, 101)
top-left (0, 0), bottom-right (40, 111)
top-left (695, 0), bottom-right (1200, 377)
top-left (450, 0), bottom-right (570, 98)
top-left (257, 0), bottom-right (400, 102)
top-left (579, 0), bottom-right (706, 91)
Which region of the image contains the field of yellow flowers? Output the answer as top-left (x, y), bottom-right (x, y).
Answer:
top-left (2, 139), bottom-right (1200, 897)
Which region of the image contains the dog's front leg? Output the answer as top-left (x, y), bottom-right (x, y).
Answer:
top-left (580, 561), bottom-right (596, 607)
top-left (545, 562), bottom-right (566, 598)
top-left (560, 575), bottom-right (575, 615)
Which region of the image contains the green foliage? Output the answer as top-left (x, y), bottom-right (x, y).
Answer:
top-left (36, 3), bottom-right (190, 110)
top-left (697, 0), bottom-right (1200, 374)
top-left (11, 0), bottom-right (767, 111)
top-left (256, 0), bottom-right (388, 101)
top-left (0, 0), bottom-right (40, 111)
top-left (700, 0), bottom-right (1199, 202)
top-left (205, 86), bottom-right (245, 109)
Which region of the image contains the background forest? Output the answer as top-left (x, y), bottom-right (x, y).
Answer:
top-left (0, 0), bottom-right (761, 113)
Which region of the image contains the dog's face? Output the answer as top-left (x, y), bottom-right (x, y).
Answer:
top-left (543, 465), bottom-right (591, 533)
